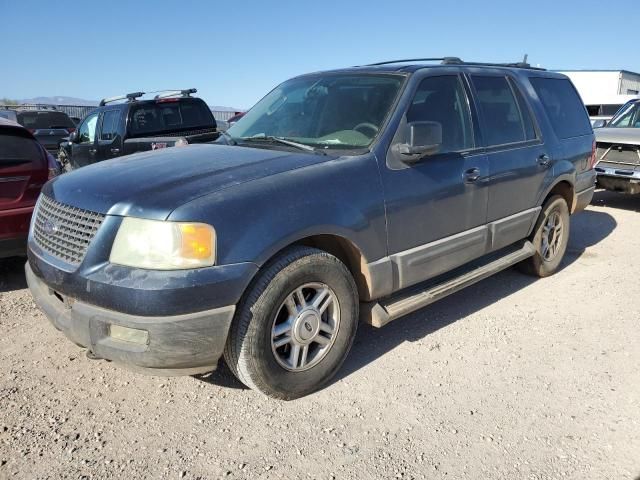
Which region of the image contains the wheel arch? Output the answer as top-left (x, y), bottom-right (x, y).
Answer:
top-left (540, 177), bottom-right (576, 213)
top-left (258, 233), bottom-right (378, 302)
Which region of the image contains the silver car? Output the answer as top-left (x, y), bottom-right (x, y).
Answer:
top-left (594, 99), bottom-right (640, 194)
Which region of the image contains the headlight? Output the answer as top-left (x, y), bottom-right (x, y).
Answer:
top-left (110, 218), bottom-right (216, 270)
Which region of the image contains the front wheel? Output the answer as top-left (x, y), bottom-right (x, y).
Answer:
top-left (519, 195), bottom-right (570, 277)
top-left (224, 246), bottom-right (359, 400)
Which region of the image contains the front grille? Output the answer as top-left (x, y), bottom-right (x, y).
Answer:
top-left (33, 195), bottom-right (105, 266)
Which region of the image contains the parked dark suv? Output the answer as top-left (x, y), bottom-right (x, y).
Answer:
top-left (26, 58), bottom-right (596, 399)
top-left (59, 89), bottom-right (217, 170)
top-left (15, 108), bottom-right (76, 155)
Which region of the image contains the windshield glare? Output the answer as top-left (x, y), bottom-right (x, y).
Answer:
top-left (227, 74), bottom-right (404, 149)
top-left (608, 101), bottom-right (640, 128)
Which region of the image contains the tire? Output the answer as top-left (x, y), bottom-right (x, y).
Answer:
top-left (518, 195), bottom-right (570, 277)
top-left (223, 246), bottom-right (359, 400)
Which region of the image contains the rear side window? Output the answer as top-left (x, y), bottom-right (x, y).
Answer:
top-left (16, 111), bottom-right (75, 129)
top-left (0, 131), bottom-right (42, 164)
top-left (128, 99), bottom-right (214, 136)
top-left (529, 77), bottom-right (592, 139)
top-left (100, 110), bottom-right (120, 141)
top-left (471, 75), bottom-right (534, 146)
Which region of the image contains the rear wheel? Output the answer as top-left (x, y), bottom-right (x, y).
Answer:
top-left (224, 246), bottom-right (358, 400)
top-left (519, 195), bottom-right (570, 277)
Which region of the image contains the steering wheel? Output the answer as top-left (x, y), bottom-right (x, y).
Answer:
top-left (353, 122), bottom-right (379, 137)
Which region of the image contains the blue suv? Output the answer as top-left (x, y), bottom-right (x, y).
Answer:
top-left (26, 58), bottom-right (596, 399)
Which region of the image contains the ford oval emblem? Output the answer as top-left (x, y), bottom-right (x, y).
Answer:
top-left (42, 219), bottom-right (60, 236)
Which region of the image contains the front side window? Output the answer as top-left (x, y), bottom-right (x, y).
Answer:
top-left (78, 113), bottom-right (98, 144)
top-left (226, 74), bottom-right (405, 150)
top-left (471, 75), bottom-right (531, 146)
top-left (607, 101), bottom-right (640, 128)
top-left (406, 75), bottom-right (474, 153)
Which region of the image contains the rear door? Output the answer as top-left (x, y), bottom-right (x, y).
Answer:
top-left (96, 109), bottom-right (123, 161)
top-left (469, 73), bottom-right (550, 251)
top-left (70, 111), bottom-right (99, 168)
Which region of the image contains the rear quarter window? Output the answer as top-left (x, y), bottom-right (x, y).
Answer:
top-left (529, 77), bottom-right (592, 139)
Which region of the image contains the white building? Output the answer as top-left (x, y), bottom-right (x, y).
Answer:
top-left (557, 70), bottom-right (640, 120)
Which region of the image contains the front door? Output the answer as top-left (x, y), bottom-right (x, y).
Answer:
top-left (96, 109), bottom-right (122, 161)
top-left (70, 111), bottom-right (99, 169)
top-left (382, 74), bottom-right (489, 290)
top-left (469, 74), bottom-right (551, 250)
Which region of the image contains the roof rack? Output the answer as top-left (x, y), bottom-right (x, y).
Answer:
top-left (364, 57), bottom-right (463, 66)
top-left (362, 55), bottom-right (545, 71)
top-left (99, 91), bottom-right (145, 107)
top-left (154, 88), bottom-right (197, 100)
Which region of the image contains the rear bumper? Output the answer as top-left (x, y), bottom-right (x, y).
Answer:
top-left (574, 186), bottom-right (596, 213)
top-left (26, 262), bottom-right (235, 375)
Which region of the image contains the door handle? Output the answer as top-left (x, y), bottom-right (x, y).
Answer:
top-left (88, 148), bottom-right (97, 155)
top-left (110, 148), bottom-right (120, 154)
top-left (538, 154), bottom-right (551, 167)
top-left (464, 167), bottom-right (481, 183)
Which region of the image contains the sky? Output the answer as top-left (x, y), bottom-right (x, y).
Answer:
top-left (1, 0), bottom-right (637, 110)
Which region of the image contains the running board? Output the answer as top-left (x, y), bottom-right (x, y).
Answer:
top-left (361, 241), bottom-right (535, 328)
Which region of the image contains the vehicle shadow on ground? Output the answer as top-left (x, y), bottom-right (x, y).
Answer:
top-left (197, 208), bottom-right (617, 392)
top-left (0, 257), bottom-right (27, 293)
top-left (591, 189), bottom-right (640, 213)
top-left (333, 208), bottom-right (617, 385)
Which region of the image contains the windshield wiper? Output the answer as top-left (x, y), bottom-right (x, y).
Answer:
top-left (240, 134), bottom-right (317, 152)
top-left (217, 130), bottom-right (237, 145)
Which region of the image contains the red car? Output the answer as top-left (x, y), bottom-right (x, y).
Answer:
top-left (0, 118), bottom-right (59, 258)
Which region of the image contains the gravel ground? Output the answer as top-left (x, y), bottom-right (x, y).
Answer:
top-left (1, 190), bottom-right (639, 480)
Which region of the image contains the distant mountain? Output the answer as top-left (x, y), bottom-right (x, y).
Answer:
top-left (19, 96), bottom-right (99, 106)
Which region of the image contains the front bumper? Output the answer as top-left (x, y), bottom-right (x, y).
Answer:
top-left (26, 262), bottom-right (235, 375)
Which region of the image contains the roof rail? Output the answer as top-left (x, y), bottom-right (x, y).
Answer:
top-left (99, 91), bottom-right (145, 107)
top-left (153, 88), bottom-right (198, 100)
top-left (363, 57), bottom-right (463, 66)
top-left (362, 55), bottom-right (545, 71)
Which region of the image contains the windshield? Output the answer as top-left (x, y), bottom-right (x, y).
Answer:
top-left (607, 101), bottom-right (640, 128)
top-left (226, 73), bottom-right (405, 150)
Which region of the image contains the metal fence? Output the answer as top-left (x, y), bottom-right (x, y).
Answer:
top-left (1, 103), bottom-right (240, 123)
top-left (0, 103), bottom-right (98, 119)
top-left (210, 110), bottom-right (239, 121)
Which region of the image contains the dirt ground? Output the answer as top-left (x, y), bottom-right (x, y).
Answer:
top-left (1, 190), bottom-right (639, 480)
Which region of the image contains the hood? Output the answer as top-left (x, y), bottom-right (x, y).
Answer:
top-left (44, 144), bottom-right (332, 219)
top-left (595, 128), bottom-right (640, 145)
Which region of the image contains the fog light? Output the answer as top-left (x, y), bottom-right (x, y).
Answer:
top-left (109, 325), bottom-right (149, 345)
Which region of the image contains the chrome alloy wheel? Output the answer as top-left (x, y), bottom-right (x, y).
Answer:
top-left (541, 211), bottom-right (564, 261)
top-left (271, 282), bottom-right (340, 372)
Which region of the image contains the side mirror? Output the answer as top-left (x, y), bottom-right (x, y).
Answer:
top-left (592, 119), bottom-right (607, 129)
top-left (69, 131), bottom-right (78, 142)
top-left (396, 121), bottom-right (442, 162)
